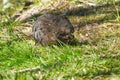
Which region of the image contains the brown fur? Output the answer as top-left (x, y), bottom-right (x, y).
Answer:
top-left (33, 14), bottom-right (74, 46)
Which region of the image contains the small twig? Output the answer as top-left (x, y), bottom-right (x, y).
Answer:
top-left (10, 66), bottom-right (41, 73)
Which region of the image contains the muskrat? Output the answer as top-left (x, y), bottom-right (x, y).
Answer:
top-left (32, 13), bottom-right (74, 46)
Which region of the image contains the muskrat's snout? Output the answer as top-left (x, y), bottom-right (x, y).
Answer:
top-left (66, 25), bottom-right (74, 34)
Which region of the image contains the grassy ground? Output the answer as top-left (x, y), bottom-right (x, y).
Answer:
top-left (0, 0), bottom-right (120, 80)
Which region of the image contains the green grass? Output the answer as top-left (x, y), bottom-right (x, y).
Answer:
top-left (0, 0), bottom-right (120, 80)
top-left (0, 34), bottom-right (120, 79)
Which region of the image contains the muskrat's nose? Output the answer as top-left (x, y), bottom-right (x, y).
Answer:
top-left (70, 28), bottom-right (74, 33)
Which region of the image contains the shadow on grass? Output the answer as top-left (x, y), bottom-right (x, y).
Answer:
top-left (67, 1), bottom-right (120, 16)
top-left (66, 1), bottom-right (120, 28)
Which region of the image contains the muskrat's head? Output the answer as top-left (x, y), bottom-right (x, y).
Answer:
top-left (57, 15), bottom-right (74, 34)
